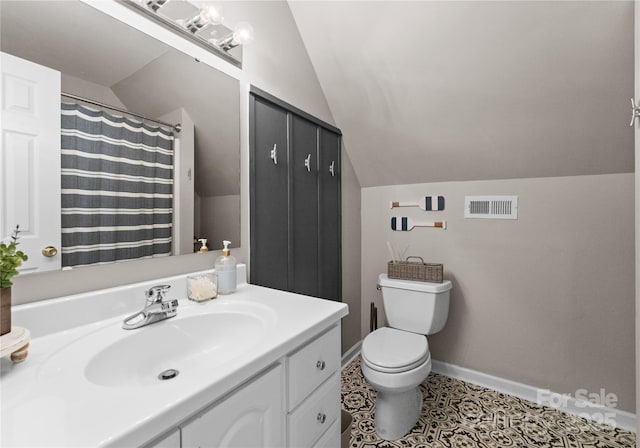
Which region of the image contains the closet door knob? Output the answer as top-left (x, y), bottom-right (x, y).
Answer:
top-left (316, 360), bottom-right (325, 370)
top-left (270, 144), bottom-right (278, 165)
top-left (317, 412), bottom-right (327, 424)
top-left (329, 161), bottom-right (335, 177)
top-left (304, 154), bottom-right (311, 172)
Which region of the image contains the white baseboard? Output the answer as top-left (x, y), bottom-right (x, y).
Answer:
top-left (339, 344), bottom-right (636, 433)
top-left (432, 360), bottom-right (637, 433)
top-left (341, 341), bottom-right (362, 369)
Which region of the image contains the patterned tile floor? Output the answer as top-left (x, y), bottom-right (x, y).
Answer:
top-left (341, 357), bottom-right (636, 448)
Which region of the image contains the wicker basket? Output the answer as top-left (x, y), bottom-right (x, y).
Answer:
top-left (387, 256), bottom-right (443, 283)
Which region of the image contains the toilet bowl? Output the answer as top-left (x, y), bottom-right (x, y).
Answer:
top-left (361, 275), bottom-right (452, 440)
top-left (361, 327), bottom-right (432, 440)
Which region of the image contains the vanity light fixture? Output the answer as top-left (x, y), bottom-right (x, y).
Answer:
top-left (123, 0), bottom-right (253, 67)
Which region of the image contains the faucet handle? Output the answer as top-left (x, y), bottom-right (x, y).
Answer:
top-left (145, 285), bottom-right (171, 304)
top-left (162, 299), bottom-right (179, 312)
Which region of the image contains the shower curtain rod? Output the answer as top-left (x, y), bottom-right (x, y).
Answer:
top-left (61, 92), bottom-right (182, 133)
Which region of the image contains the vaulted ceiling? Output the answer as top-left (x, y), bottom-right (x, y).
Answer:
top-left (2, 1), bottom-right (633, 191)
top-left (289, 1), bottom-right (634, 188)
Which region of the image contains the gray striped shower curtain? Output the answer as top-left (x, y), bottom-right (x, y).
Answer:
top-left (61, 102), bottom-right (174, 267)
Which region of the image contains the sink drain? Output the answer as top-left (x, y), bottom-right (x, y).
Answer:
top-left (158, 369), bottom-right (179, 381)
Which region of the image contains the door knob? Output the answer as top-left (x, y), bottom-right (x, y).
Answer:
top-left (42, 246), bottom-right (58, 257)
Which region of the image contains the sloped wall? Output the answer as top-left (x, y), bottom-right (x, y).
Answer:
top-left (290, 1), bottom-right (634, 187)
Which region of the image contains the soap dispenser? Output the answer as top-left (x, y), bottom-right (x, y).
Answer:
top-left (215, 240), bottom-right (237, 294)
top-left (198, 238), bottom-right (209, 253)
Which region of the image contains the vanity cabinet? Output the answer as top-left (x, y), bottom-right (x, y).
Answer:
top-left (181, 364), bottom-right (284, 447)
top-left (250, 87), bottom-right (342, 302)
top-left (146, 324), bottom-right (341, 448)
top-left (4, 269), bottom-right (348, 447)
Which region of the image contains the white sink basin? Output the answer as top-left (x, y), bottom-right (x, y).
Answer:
top-left (37, 300), bottom-right (277, 388)
top-left (86, 310), bottom-right (268, 387)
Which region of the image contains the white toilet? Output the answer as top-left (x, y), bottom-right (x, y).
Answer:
top-left (361, 274), bottom-right (452, 440)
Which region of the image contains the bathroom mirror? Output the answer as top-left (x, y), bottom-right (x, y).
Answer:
top-left (0, 0), bottom-right (241, 265)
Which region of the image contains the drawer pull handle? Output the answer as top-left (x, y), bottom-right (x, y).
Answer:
top-left (317, 412), bottom-right (327, 424)
top-left (316, 360), bottom-right (326, 371)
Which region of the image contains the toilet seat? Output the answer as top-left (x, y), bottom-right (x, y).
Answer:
top-left (362, 327), bottom-right (430, 374)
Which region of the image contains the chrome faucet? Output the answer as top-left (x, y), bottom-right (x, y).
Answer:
top-left (122, 285), bottom-right (179, 330)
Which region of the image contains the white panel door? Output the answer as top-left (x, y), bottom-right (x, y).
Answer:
top-left (1, 52), bottom-right (61, 273)
top-left (181, 364), bottom-right (284, 448)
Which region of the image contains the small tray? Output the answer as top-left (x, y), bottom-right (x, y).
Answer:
top-left (388, 256), bottom-right (443, 283)
top-left (0, 326), bottom-right (30, 363)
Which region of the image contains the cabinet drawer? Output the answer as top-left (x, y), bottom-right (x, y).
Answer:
top-left (288, 373), bottom-right (340, 448)
top-left (313, 420), bottom-right (339, 448)
top-left (288, 324), bottom-right (340, 410)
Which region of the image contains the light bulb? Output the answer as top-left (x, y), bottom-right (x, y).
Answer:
top-left (201, 5), bottom-right (224, 25)
top-left (185, 4), bottom-right (222, 32)
top-left (232, 22), bottom-right (254, 46)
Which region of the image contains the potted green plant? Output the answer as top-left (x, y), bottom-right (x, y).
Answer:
top-left (1, 226), bottom-right (28, 336)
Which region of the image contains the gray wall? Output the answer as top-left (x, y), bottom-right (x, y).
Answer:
top-left (199, 194), bottom-right (241, 250)
top-left (160, 107), bottom-right (195, 256)
top-left (61, 74), bottom-right (126, 108)
top-left (361, 173), bottom-right (635, 411)
top-left (341, 146), bottom-right (362, 354)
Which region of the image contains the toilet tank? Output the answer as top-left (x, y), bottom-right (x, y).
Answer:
top-left (378, 274), bottom-right (452, 335)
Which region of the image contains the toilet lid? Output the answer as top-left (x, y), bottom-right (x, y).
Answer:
top-left (362, 327), bottom-right (429, 373)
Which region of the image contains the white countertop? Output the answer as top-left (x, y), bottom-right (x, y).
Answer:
top-left (0, 274), bottom-right (348, 447)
